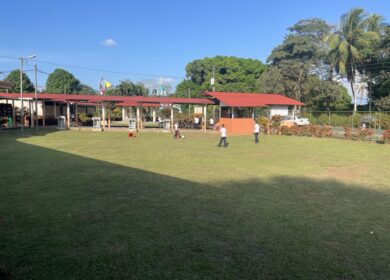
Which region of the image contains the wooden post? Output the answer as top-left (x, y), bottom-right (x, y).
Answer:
top-left (42, 100), bottom-right (46, 127)
top-left (66, 101), bottom-right (70, 128)
top-left (232, 107), bottom-right (235, 119)
top-left (53, 101), bottom-right (57, 118)
top-left (219, 106), bottom-right (221, 119)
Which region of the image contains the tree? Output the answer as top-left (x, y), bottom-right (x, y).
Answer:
top-left (262, 18), bottom-right (339, 106)
top-left (364, 23), bottom-right (390, 109)
top-left (79, 84), bottom-right (96, 95)
top-left (304, 75), bottom-right (351, 110)
top-left (325, 8), bottom-right (381, 112)
top-left (178, 56), bottom-right (265, 94)
top-left (46, 68), bottom-right (81, 94)
top-left (259, 61), bottom-right (309, 101)
top-left (3, 70), bottom-right (35, 93)
top-left (174, 79), bottom-right (201, 98)
top-left (106, 80), bottom-right (148, 96)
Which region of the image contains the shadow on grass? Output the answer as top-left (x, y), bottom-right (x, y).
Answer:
top-left (0, 130), bottom-right (389, 279)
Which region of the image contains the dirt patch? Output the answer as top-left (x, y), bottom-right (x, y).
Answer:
top-left (316, 166), bottom-right (365, 184)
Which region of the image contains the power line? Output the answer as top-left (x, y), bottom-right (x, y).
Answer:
top-left (0, 55), bottom-right (184, 79)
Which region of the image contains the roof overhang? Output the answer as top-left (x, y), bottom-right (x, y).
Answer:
top-left (205, 92), bottom-right (304, 107)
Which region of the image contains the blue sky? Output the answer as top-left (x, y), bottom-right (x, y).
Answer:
top-left (0, 0), bottom-right (389, 92)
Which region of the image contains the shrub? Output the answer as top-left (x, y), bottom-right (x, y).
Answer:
top-left (383, 130), bottom-right (390, 143)
top-left (271, 115), bottom-right (282, 135)
top-left (280, 125), bottom-right (333, 138)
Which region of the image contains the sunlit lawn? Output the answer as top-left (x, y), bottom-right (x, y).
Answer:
top-left (0, 129), bottom-right (389, 279)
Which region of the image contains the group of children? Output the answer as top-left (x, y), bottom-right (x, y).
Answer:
top-left (173, 121), bottom-right (261, 147)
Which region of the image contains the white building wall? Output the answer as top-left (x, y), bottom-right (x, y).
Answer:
top-left (269, 105), bottom-right (289, 117)
top-left (0, 99), bottom-right (43, 115)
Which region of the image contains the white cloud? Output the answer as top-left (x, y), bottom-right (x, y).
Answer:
top-left (101, 38), bottom-right (117, 47)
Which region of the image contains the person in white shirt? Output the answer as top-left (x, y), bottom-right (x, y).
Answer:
top-left (254, 121), bottom-right (260, 143)
top-left (173, 122), bottom-right (180, 139)
top-left (194, 116), bottom-right (199, 129)
top-left (209, 118), bottom-right (214, 129)
top-left (218, 124), bottom-right (228, 147)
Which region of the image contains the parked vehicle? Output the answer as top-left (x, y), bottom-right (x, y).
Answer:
top-left (281, 116), bottom-right (310, 127)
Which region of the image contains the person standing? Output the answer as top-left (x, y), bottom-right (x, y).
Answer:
top-left (194, 116), bottom-right (199, 129)
top-left (254, 121), bottom-right (260, 143)
top-left (209, 117), bottom-right (214, 129)
top-left (173, 122), bottom-right (180, 138)
top-left (218, 124), bottom-right (228, 147)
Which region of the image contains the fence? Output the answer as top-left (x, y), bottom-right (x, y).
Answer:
top-left (299, 110), bottom-right (390, 140)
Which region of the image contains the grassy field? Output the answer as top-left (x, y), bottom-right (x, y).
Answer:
top-left (0, 129), bottom-right (389, 279)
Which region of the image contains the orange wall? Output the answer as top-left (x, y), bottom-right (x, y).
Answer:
top-left (216, 118), bottom-right (254, 135)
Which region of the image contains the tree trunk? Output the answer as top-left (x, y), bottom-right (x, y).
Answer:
top-left (350, 81), bottom-right (357, 113)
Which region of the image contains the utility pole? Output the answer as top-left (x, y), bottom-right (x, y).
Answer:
top-left (34, 64), bottom-right (38, 129)
top-left (20, 58), bottom-right (24, 133)
top-left (211, 65), bottom-right (215, 92)
top-left (18, 55), bottom-right (36, 133)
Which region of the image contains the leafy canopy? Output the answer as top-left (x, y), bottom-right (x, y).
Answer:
top-left (3, 70), bottom-right (35, 93)
top-left (106, 80), bottom-right (148, 96)
top-left (176, 56), bottom-right (265, 96)
top-left (45, 68), bottom-right (81, 94)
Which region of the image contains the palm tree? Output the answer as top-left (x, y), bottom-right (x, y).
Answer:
top-left (325, 8), bottom-right (380, 112)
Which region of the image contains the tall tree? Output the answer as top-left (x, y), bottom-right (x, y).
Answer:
top-left (79, 84), bottom-right (96, 95)
top-left (261, 18), bottom-right (341, 107)
top-left (325, 8), bottom-right (381, 112)
top-left (175, 79), bottom-right (201, 98)
top-left (177, 56), bottom-right (265, 94)
top-left (106, 80), bottom-right (148, 96)
top-left (45, 68), bottom-right (81, 94)
top-left (3, 70), bottom-right (35, 93)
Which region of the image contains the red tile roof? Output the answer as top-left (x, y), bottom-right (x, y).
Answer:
top-left (116, 102), bottom-right (160, 107)
top-left (0, 93), bottom-right (213, 105)
top-left (205, 92), bottom-right (304, 107)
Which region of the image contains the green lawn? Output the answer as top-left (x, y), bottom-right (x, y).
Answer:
top-left (0, 129), bottom-right (389, 279)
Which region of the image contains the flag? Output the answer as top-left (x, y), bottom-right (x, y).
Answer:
top-left (99, 78), bottom-right (105, 95)
top-left (99, 78), bottom-right (112, 95)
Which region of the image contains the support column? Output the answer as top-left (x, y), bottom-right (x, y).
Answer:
top-left (102, 103), bottom-right (106, 128)
top-left (203, 105), bottom-right (207, 131)
top-left (30, 101), bottom-right (34, 128)
top-left (12, 100), bottom-right (16, 127)
top-left (122, 107), bottom-right (126, 121)
top-left (170, 105), bottom-right (174, 132)
top-left (152, 108), bottom-right (156, 122)
top-left (232, 107), bottom-right (235, 119)
top-left (53, 101), bottom-right (57, 118)
top-left (136, 106), bottom-right (140, 131)
top-left (42, 100), bottom-right (46, 127)
top-left (66, 101), bottom-right (70, 128)
top-left (219, 106), bottom-right (221, 119)
top-left (108, 107), bottom-right (111, 128)
top-left (75, 102), bottom-right (78, 127)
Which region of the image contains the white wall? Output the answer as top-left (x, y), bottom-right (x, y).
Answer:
top-left (0, 99), bottom-right (43, 115)
top-left (269, 105), bottom-right (289, 117)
